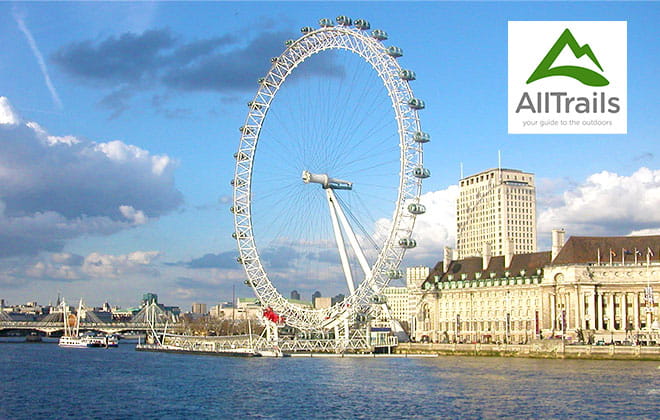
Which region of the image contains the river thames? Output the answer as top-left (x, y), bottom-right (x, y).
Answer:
top-left (1, 341), bottom-right (658, 419)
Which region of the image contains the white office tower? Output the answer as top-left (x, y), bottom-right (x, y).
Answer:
top-left (406, 266), bottom-right (430, 339)
top-left (456, 168), bottom-right (537, 259)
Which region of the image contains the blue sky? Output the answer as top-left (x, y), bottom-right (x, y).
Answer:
top-left (1, 1), bottom-right (659, 310)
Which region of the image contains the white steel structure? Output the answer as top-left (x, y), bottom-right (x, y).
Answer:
top-left (232, 17), bottom-right (429, 333)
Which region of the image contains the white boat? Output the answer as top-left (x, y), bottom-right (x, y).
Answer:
top-left (58, 335), bottom-right (95, 348)
top-left (86, 334), bottom-right (119, 348)
top-left (257, 349), bottom-right (286, 357)
top-left (57, 299), bottom-right (119, 348)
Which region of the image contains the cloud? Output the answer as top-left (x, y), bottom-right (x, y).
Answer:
top-left (119, 205), bottom-right (148, 225)
top-left (97, 86), bottom-right (134, 119)
top-left (0, 97), bottom-right (182, 257)
top-left (151, 94), bottom-right (192, 119)
top-left (377, 186), bottom-right (458, 267)
top-left (630, 227), bottom-right (660, 236)
top-left (633, 152), bottom-right (654, 162)
top-left (0, 97), bottom-right (20, 125)
top-left (182, 251), bottom-right (238, 269)
top-left (538, 167), bottom-right (660, 237)
top-left (0, 204), bottom-right (127, 257)
top-left (51, 27), bottom-right (344, 117)
top-left (0, 250), bottom-right (160, 286)
top-left (52, 28), bottom-right (178, 84)
top-left (82, 251), bottom-right (160, 278)
top-left (162, 30), bottom-right (297, 92)
top-left (170, 269), bottom-right (249, 303)
top-left (180, 245), bottom-right (303, 271)
top-left (259, 246), bottom-right (299, 269)
top-left (51, 252), bottom-right (84, 266)
top-left (13, 11), bottom-right (62, 109)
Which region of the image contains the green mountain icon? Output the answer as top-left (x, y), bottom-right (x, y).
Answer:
top-left (526, 28), bottom-right (609, 87)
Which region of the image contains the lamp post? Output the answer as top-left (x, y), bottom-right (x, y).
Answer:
top-left (455, 314), bottom-right (461, 344)
top-left (561, 309), bottom-right (566, 349)
top-left (604, 315), bottom-right (612, 345)
top-left (505, 290), bottom-right (511, 344)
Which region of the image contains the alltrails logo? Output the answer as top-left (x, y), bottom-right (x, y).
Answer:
top-left (527, 29), bottom-right (609, 86)
top-left (509, 21), bottom-right (627, 134)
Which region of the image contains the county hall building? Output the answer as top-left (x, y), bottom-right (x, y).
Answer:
top-left (411, 167), bottom-right (660, 344)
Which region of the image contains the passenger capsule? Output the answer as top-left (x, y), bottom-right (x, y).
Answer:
top-left (239, 125), bottom-right (253, 134)
top-left (386, 46), bottom-right (403, 58)
top-left (230, 178), bottom-right (245, 187)
top-left (232, 232), bottom-right (246, 239)
top-left (413, 131), bottom-right (430, 143)
top-left (336, 16), bottom-right (352, 26)
top-left (243, 279), bottom-right (252, 286)
top-left (247, 101), bottom-right (265, 110)
top-left (285, 39), bottom-right (295, 46)
top-left (319, 18), bottom-right (334, 27)
top-left (413, 167), bottom-right (431, 179)
top-left (230, 205), bottom-right (244, 214)
top-left (371, 29), bottom-right (388, 40)
top-left (270, 57), bottom-right (278, 63)
top-left (408, 203), bottom-right (426, 214)
top-left (233, 152), bottom-right (249, 161)
top-left (398, 238), bottom-right (417, 248)
top-left (399, 69), bottom-right (416, 81)
top-left (354, 19), bottom-right (370, 30)
top-left (257, 77), bottom-right (273, 87)
top-left (372, 295), bottom-right (387, 304)
top-left (387, 269), bottom-right (404, 279)
top-left (408, 98), bottom-right (425, 110)
top-left (236, 257), bottom-right (244, 264)
top-left (300, 27), bottom-right (314, 34)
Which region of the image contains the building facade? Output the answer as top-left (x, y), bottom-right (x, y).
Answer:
top-left (191, 302), bottom-right (208, 315)
top-left (405, 266), bottom-right (430, 338)
top-left (415, 233), bottom-right (660, 345)
top-left (456, 168), bottom-right (537, 259)
top-left (314, 297), bottom-right (332, 309)
top-left (382, 286), bottom-right (409, 323)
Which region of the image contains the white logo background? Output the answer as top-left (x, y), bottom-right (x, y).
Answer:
top-left (508, 21), bottom-right (627, 134)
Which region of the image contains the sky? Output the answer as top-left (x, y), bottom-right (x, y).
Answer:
top-left (1, 1), bottom-right (659, 310)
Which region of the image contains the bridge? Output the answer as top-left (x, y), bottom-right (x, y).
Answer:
top-left (0, 301), bottom-right (175, 335)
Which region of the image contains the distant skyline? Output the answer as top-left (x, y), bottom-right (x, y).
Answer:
top-left (1, 1), bottom-right (659, 308)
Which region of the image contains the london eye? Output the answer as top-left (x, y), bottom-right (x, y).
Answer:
top-left (232, 16), bottom-right (430, 332)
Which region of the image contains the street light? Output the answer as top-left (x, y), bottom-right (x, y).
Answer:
top-left (604, 315), bottom-right (613, 345)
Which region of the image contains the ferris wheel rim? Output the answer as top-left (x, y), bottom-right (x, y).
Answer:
top-left (232, 21), bottom-right (425, 331)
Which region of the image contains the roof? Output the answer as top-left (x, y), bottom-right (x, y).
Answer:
top-left (422, 251), bottom-right (551, 288)
top-left (460, 167), bottom-right (531, 181)
top-left (420, 234), bottom-right (660, 289)
top-left (288, 299), bottom-right (312, 307)
top-left (425, 261), bottom-right (444, 282)
top-left (552, 235), bottom-right (660, 265)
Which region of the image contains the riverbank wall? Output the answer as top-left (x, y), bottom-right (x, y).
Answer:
top-left (395, 341), bottom-right (660, 360)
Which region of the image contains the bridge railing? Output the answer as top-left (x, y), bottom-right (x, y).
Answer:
top-left (0, 320), bottom-right (171, 332)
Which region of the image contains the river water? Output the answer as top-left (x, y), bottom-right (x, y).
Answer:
top-left (1, 341), bottom-right (658, 419)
